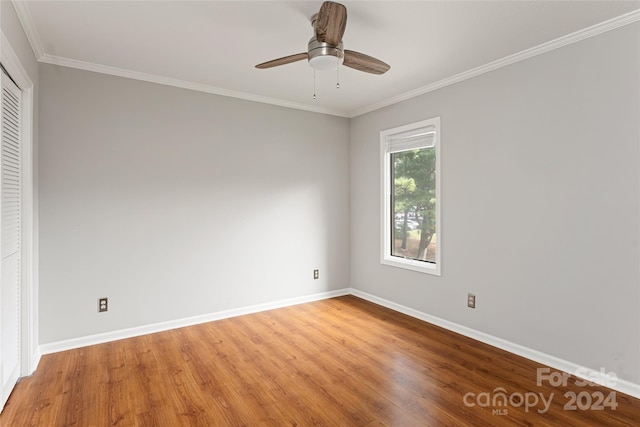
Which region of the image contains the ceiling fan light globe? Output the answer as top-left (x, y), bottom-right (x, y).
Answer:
top-left (308, 39), bottom-right (344, 71)
top-left (309, 55), bottom-right (343, 71)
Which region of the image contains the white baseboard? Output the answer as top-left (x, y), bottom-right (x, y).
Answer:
top-left (39, 288), bottom-right (350, 355)
top-left (349, 289), bottom-right (640, 399)
top-left (36, 287), bottom-right (640, 399)
top-left (29, 350), bottom-right (41, 375)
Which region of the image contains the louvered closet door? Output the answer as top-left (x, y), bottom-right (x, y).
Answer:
top-left (0, 68), bottom-right (21, 410)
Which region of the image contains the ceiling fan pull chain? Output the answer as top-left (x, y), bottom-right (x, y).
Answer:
top-left (336, 61), bottom-right (340, 89)
top-left (313, 69), bottom-right (317, 100)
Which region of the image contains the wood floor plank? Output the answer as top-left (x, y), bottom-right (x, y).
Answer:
top-left (1, 295), bottom-right (639, 426)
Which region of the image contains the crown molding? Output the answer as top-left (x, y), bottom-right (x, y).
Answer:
top-left (10, 0), bottom-right (45, 61)
top-left (9, 0), bottom-right (349, 118)
top-left (38, 54), bottom-right (350, 117)
top-left (348, 8), bottom-right (640, 117)
top-left (11, 1), bottom-right (639, 119)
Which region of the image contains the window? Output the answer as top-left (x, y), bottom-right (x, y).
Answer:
top-left (380, 118), bottom-right (441, 275)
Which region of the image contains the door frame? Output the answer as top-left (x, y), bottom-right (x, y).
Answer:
top-left (1, 30), bottom-right (39, 379)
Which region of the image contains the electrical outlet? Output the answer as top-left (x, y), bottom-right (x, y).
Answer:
top-left (467, 293), bottom-right (476, 309)
top-left (313, 269), bottom-right (319, 280)
top-left (98, 297), bottom-right (108, 312)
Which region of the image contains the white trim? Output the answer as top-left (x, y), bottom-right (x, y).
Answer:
top-left (1, 30), bottom-right (38, 377)
top-left (30, 351), bottom-right (41, 376)
top-left (40, 288), bottom-right (351, 355)
top-left (637, 16), bottom-right (640, 401)
top-left (39, 54), bottom-right (349, 118)
top-left (10, 0), bottom-right (350, 117)
top-left (380, 118), bottom-right (441, 276)
top-left (350, 9), bottom-right (640, 117)
top-left (9, 0), bottom-right (345, 117)
top-left (9, 0), bottom-right (45, 61)
top-left (350, 289), bottom-right (640, 399)
top-left (19, 77), bottom-right (37, 377)
top-left (0, 31), bottom-right (32, 90)
top-left (10, 1), bottom-right (640, 119)
top-left (39, 286), bottom-right (640, 399)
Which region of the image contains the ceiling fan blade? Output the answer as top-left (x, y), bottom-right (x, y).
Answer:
top-left (255, 53), bottom-right (309, 69)
top-left (315, 1), bottom-right (347, 46)
top-left (343, 50), bottom-right (390, 75)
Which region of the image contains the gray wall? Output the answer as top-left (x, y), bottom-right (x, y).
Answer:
top-left (350, 23), bottom-right (640, 384)
top-left (33, 13), bottom-right (640, 385)
top-left (39, 65), bottom-right (350, 343)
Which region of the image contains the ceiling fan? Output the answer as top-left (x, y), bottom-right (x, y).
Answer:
top-left (255, 1), bottom-right (390, 75)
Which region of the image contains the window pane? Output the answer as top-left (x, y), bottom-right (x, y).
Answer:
top-left (390, 147), bottom-right (436, 263)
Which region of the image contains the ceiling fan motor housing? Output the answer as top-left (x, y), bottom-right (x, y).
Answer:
top-left (308, 38), bottom-right (344, 70)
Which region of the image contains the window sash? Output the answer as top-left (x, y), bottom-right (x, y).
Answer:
top-left (390, 148), bottom-right (436, 264)
top-left (380, 117), bottom-right (441, 276)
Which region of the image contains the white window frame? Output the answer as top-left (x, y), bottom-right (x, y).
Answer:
top-left (380, 117), bottom-right (441, 276)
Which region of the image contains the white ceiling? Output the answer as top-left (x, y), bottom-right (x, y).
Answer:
top-left (11, 0), bottom-right (640, 117)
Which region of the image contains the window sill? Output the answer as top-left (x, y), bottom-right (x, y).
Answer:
top-left (381, 256), bottom-right (441, 276)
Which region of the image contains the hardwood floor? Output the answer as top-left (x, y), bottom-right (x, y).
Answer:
top-left (1, 295), bottom-right (639, 426)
